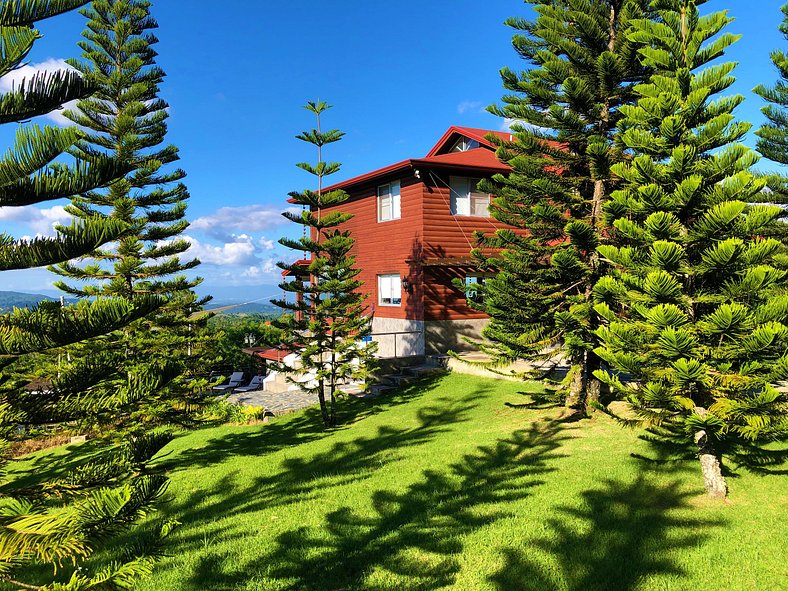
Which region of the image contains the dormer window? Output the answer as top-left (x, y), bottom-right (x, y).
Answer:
top-left (449, 136), bottom-right (480, 152)
top-left (377, 180), bottom-right (401, 222)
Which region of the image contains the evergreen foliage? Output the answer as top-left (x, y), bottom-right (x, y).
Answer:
top-left (474, 0), bottom-right (652, 413)
top-left (754, 3), bottom-right (788, 201)
top-left (0, 1), bottom-right (178, 587)
top-left (593, 0), bottom-right (788, 498)
top-left (47, 0), bottom-right (212, 431)
top-left (51, 0), bottom-right (199, 299)
top-left (271, 101), bottom-right (376, 428)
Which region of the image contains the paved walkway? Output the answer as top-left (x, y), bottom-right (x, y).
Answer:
top-left (224, 389), bottom-right (319, 416)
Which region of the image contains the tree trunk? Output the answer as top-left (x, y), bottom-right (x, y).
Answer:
top-left (564, 353), bottom-right (586, 413)
top-left (694, 407), bottom-right (728, 499)
top-left (585, 351), bottom-right (602, 409)
top-left (329, 387), bottom-right (337, 428)
top-left (317, 378), bottom-right (330, 427)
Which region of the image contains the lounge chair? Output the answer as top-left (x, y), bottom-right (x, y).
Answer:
top-left (234, 375), bottom-right (265, 393)
top-left (212, 371), bottom-right (245, 393)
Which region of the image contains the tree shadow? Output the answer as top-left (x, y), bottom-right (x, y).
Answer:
top-left (155, 374), bottom-right (448, 473)
top-left (490, 475), bottom-right (725, 591)
top-left (3, 439), bottom-right (111, 492)
top-left (150, 380), bottom-right (499, 566)
top-left (504, 389), bottom-right (564, 411)
top-left (246, 418), bottom-right (570, 590)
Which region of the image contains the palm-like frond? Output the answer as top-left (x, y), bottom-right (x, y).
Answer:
top-left (0, 296), bottom-right (162, 355)
top-left (0, 69), bottom-right (92, 123)
top-left (0, 217), bottom-right (128, 271)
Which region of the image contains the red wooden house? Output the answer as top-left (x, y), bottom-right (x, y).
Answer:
top-left (290, 126), bottom-right (517, 357)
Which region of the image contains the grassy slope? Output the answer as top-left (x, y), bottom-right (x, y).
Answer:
top-left (8, 374), bottom-right (788, 590)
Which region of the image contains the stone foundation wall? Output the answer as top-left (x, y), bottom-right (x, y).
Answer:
top-left (424, 319), bottom-right (489, 354)
top-left (371, 317), bottom-right (425, 358)
top-left (368, 317), bottom-right (492, 357)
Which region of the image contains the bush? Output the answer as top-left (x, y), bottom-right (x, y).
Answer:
top-left (202, 401), bottom-right (268, 424)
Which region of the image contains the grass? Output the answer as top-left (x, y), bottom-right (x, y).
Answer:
top-left (7, 373), bottom-right (788, 590)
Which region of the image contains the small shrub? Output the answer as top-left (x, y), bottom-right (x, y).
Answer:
top-left (201, 401), bottom-right (269, 424)
top-left (241, 406), bottom-right (268, 422)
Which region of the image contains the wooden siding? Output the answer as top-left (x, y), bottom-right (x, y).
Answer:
top-left (420, 172), bottom-right (514, 321)
top-left (320, 174), bottom-right (425, 321)
top-left (305, 167), bottom-right (519, 323)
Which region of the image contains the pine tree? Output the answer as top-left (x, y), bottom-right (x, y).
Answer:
top-left (0, 1), bottom-right (175, 587)
top-left (474, 0), bottom-right (652, 414)
top-left (593, 0), bottom-right (788, 498)
top-left (754, 3), bottom-right (788, 201)
top-left (48, 0), bottom-right (210, 430)
top-left (271, 101), bottom-right (376, 428)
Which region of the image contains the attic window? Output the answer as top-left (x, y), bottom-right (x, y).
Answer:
top-left (449, 136), bottom-right (480, 152)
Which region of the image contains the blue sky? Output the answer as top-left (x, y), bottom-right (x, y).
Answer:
top-left (1, 0), bottom-right (786, 301)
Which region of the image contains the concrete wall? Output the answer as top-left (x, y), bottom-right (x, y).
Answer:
top-left (371, 317), bottom-right (425, 358)
top-left (369, 317), bottom-right (491, 358)
top-left (424, 318), bottom-right (488, 354)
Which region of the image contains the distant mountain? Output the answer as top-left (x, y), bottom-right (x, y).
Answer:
top-left (0, 291), bottom-right (280, 316)
top-left (0, 291), bottom-right (60, 311)
top-left (205, 300), bottom-right (279, 316)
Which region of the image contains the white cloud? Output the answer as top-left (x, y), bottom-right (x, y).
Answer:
top-left (190, 205), bottom-right (292, 240)
top-left (0, 204), bottom-right (72, 236)
top-left (0, 59), bottom-right (79, 126)
top-left (458, 100), bottom-right (483, 114)
top-left (500, 118), bottom-right (550, 134)
top-left (457, 100), bottom-right (484, 114)
top-left (241, 258), bottom-right (277, 279)
top-left (181, 235), bottom-right (259, 266)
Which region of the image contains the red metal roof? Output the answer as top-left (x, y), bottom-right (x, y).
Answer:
top-left (321, 159), bottom-right (414, 194)
top-left (425, 126), bottom-right (514, 157)
top-left (254, 347), bottom-right (291, 362)
top-left (281, 258), bottom-right (310, 277)
top-left (413, 147), bottom-right (510, 171)
top-left (320, 127), bottom-right (512, 193)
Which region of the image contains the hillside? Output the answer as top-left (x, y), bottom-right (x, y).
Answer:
top-left (8, 374), bottom-right (787, 591)
top-left (0, 291), bottom-right (58, 311)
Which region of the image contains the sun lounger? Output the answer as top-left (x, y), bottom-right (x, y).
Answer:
top-left (212, 371), bottom-right (245, 393)
top-left (234, 375), bottom-right (265, 393)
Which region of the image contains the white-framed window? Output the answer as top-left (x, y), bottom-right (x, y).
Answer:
top-left (465, 274), bottom-right (488, 305)
top-left (450, 136), bottom-right (480, 152)
top-left (378, 274), bottom-right (402, 306)
top-left (378, 180), bottom-right (401, 222)
top-left (450, 176), bottom-right (490, 217)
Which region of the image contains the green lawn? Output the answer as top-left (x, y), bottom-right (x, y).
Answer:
top-left (8, 374), bottom-right (788, 590)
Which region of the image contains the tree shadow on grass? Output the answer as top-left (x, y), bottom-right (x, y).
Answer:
top-left (3, 439), bottom-right (115, 493)
top-left (490, 475), bottom-right (725, 591)
top-left (151, 380), bottom-right (496, 566)
top-left (241, 418), bottom-right (570, 591)
top-left (156, 374), bottom-right (449, 473)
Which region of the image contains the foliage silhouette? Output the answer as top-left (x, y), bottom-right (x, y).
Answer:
top-left (260, 419), bottom-right (569, 590)
top-left (490, 476), bottom-right (724, 591)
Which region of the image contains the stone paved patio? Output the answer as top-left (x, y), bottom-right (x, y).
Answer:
top-left (224, 389), bottom-right (319, 416)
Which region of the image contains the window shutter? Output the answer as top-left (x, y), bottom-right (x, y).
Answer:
top-left (391, 180), bottom-right (401, 219)
top-left (450, 176), bottom-right (470, 216)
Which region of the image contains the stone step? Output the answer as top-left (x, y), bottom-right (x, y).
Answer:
top-left (375, 374), bottom-right (401, 386)
top-left (389, 374), bottom-right (415, 386)
top-left (405, 365), bottom-right (446, 378)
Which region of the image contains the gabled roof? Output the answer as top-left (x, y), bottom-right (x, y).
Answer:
top-left (413, 147), bottom-right (509, 171)
top-left (320, 126), bottom-right (511, 193)
top-left (426, 126), bottom-right (514, 157)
